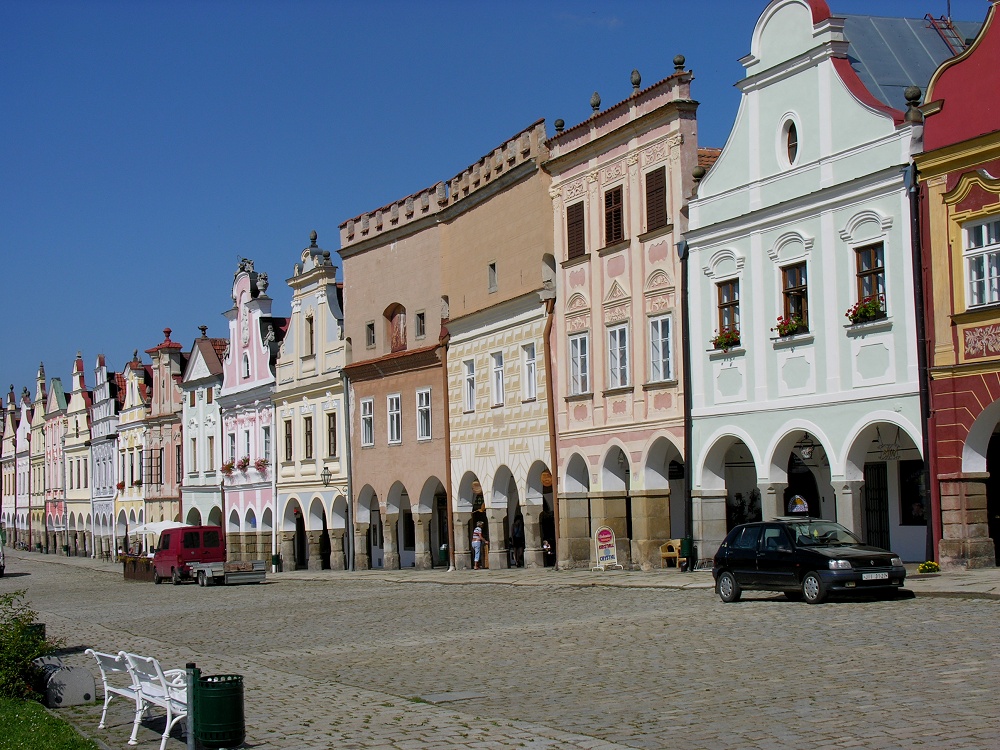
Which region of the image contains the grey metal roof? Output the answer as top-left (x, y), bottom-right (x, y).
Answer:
top-left (842, 14), bottom-right (982, 111)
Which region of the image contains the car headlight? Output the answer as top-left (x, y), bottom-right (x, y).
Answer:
top-left (828, 559), bottom-right (852, 570)
top-left (890, 557), bottom-right (903, 567)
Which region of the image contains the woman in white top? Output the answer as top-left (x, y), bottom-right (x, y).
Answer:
top-left (472, 522), bottom-right (484, 570)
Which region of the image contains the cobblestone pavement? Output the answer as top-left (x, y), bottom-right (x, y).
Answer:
top-left (6, 552), bottom-right (999, 750)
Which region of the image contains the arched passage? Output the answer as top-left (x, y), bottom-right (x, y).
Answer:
top-left (418, 476), bottom-right (447, 569)
top-left (385, 481), bottom-right (413, 569)
top-left (644, 435), bottom-right (686, 542)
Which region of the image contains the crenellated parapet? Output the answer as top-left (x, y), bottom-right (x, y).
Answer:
top-left (339, 120), bottom-right (549, 250)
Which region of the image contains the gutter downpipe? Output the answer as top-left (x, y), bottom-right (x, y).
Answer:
top-left (906, 162), bottom-right (937, 561)
top-left (440, 330), bottom-right (456, 571)
top-left (542, 297), bottom-right (560, 569)
top-left (677, 240), bottom-right (694, 548)
top-left (342, 370), bottom-right (355, 571)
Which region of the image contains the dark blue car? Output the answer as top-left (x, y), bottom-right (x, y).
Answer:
top-left (713, 518), bottom-right (906, 604)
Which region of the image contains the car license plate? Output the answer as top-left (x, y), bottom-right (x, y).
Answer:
top-left (862, 572), bottom-right (888, 581)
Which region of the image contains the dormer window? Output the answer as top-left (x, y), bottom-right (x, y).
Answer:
top-left (306, 315), bottom-right (315, 356)
top-left (242, 354), bottom-right (250, 379)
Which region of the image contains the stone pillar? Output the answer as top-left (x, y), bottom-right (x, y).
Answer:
top-left (559, 492), bottom-right (591, 569)
top-left (692, 488), bottom-right (728, 562)
top-left (412, 513), bottom-right (432, 570)
top-left (832, 479), bottom-right (865, 535)
top-left (630, 491), bottom-right (671, 571)
top-left (307, 530), bottom-right (323, 571)
top-left (329, 529), bottom-right (346, 571)
top-left (522, 505), bottom-right (544, 569)
top-left (75, 530), bottom-right (83, 556)
top-left (758, 482), bottom-right (787, 521)
top-left (354, 522), bottom-right (370, 570)
top-left (228, 531), bottom-right (242, 560)
top-left (279, 531), bottom-right (295, 572)
top-left (485, 506), bottom-right (505, 569)
top-left (939, 473), bottom-right (996, 568)
top-left (453, 511), bottom-right (471, 570)
top-left (382, 514), bottom-right (399, 570)
top-left (258, 532), bottom-right (271, 562)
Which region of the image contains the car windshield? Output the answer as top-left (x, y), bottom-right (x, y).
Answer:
top-left (788, 521), bottom-right (861, 547)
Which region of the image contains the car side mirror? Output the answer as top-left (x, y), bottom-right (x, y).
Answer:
top-left (776, 545), bottom-right (792, 553)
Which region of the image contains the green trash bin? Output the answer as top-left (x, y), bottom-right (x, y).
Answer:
top-left (194, 673), bottom-right (245, 748)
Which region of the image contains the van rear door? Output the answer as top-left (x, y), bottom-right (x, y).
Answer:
top-left (181, 530), bottom-right (201, 570)
top-left (202, 528), bottom-right (223, 563)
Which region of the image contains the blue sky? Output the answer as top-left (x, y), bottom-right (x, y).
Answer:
top-left (0, 0), bottom-right (985, 398)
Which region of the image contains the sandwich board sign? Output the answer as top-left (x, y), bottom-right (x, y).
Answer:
top-left (592, 525), bottom-right (624, 571)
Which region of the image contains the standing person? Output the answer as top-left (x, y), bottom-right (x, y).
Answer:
top-left (511, 515), bottom-right (525, 568)
top-left (471, 521), bottom-right (484, 570)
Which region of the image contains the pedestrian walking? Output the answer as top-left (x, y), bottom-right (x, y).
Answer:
top-left (511, 515), bottom-right (525, 568)
top-left (472, 521), bottom-right (484, 569)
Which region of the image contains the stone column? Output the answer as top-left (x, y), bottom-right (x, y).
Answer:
top-left (630, 491), bottom-right (671, 571)
top-left (939, 473), bottom-right (996, 568)
top-left (692, 488), bottom-right (728, 563)
top-left (758, 482), bottom-right (787, 521)
top-left (382, 514), bottom-right (399, 570)
top-left (228, 531), bottom-right (242, 560)
top-left (307, 530), bottom-right (323, 571)
top-left (329, 529), bottom-right (346, 571)
top-left (522, 505), bottom-right (544, 569)
top-left (412, 513), bottom-right (432, 570)
top-left (354, 522), bottom-right (370, 570)
top-left (279, 531), bottom-right (295, 572)
top-left (453, 511), bottom-right (471, 570)
top-left (484, 506), bottom-right (504, 569)
top-left (559, 492), bottom-right (592, 569)
top-left (832, 479), bottom-right (865, 534)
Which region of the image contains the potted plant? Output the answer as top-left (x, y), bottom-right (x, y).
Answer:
top-left (771, 315), bottom-right (804, 337)
top-left (236, 456), bottom-right (251, 473)
top-left (711, 326), bottom-right (741, 352)
top-left (917, 560), bottom-right (941, 575)
top-left (254, 457), bottom-right (270, 473)
top-left (132, 479), bottom-right (142, 488)
top-left (221, 459), bottom-right (235, 478)
top-left (845, 294), bottom-right (885, 324)
top-left (116, 481), bottom-right (126, 492)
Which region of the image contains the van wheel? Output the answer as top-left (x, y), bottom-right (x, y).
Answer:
top-left (171, 568), bottom-right (181, 585)
top-left (153, 570), bottom-right (162, 585)
top-left (198, 571), bottom-right (206, 587)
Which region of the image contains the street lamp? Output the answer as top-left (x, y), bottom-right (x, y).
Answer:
top-left (320, 465), bottom-right (331, 488)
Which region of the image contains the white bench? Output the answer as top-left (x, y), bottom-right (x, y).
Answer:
top-left (121, 651), bottom-right (188, 750)
top-left (85, 649), bottom-right (143, 741)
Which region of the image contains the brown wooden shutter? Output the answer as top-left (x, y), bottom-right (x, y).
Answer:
top-left (645, 167), bottom-right (667, 231)
top-left (566, 201), bottom-right (585, 259)
top-left (605, 186), bottom-right (623, 244)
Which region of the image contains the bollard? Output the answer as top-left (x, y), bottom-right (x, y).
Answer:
top-left (187, 663), bottom-right (198, 750)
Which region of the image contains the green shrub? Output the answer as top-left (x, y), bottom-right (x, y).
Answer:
top-left (0, 590), bottom-right (54, 700)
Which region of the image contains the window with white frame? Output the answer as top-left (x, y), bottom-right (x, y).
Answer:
top-left (243, 430), bottom-right (251, 458)
top-left (649, 315), bottom-right (673, 382)
top-left (966, 218), bottom-right (1000, 307)
top-left (569, 333), bottom-right (590, 395)
top-left (360, 398), bottom-right (374, 447)
top-left (463, 360), bottom-right (476, 412)
top-left (607, 324), bottom-right (629, 389)
top-left (522, 343), bottom-right (537, 401)
top-left (261, 426), bottom-right (270, 463)
top-left (228, 433), bottom-right (236, 461)
top-left (416, 388), bottom-right (431, 440)
top-left (387, 394), bottom-right (401, 444)
top-left (491, 352), bottom-right (504, 406)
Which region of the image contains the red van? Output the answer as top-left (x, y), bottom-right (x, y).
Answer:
top-left (152, 526), bottom-right (225, 584)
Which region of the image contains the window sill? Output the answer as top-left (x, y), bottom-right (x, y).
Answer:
top-left (844, 316), bottom-right (892, 336)
top-left (771, 332), bottom-right (814, 348)
top-left (708, 346), bottom-right (745, 360)
top-left (597, 239), bottom-right (630, 257)
top-left (491, 402), bottom-right (505, 409)
top-left (602, 385), bottom-right (634, 397)
top-left (463, 409), bottom-right (475, 415)
top-left (300, 353), bottom-right (316, 362)
top-left (561, 253), bottom-right (589, 269)
top-left (521, 397), bottom-right (537, 404)
top-left (387, 441), bottom-right (402, 447)
top-left (637, 224), bottom-right (673, 243)
top-left (360, 443), bottom-right (375, 449)
top-left (564, 392), bottom-right (593, 402)
top-left (951, 305), bottom-right (1000, 325)
top-left (642, 379), bottom-right (677, 391)
top-left (417, 436), bottom-right (432, 443)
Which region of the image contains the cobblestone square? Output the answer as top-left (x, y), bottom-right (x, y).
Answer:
top-left (10, 553), bottom-right (1000, 749)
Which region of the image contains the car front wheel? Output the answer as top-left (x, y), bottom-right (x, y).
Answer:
top-left (717, 571), bottom-right (742, 603)
top-left (153, 570), bottom-right (162, 585)
top-left (171, 568), bottom-right (181, 585)
top-left (802, 572), bottom-right (826, 604)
